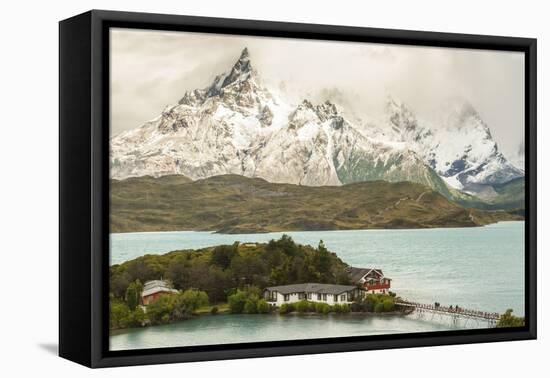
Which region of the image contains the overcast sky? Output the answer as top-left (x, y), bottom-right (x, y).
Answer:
top-left (110, 28), bottom-right (525, 160)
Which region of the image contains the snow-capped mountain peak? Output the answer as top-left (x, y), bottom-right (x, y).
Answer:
top-left (382, 96), bottom-right (523, 193)
top-left (177, 47), bottom-right (260, 108)
top-left (110, 48), bottom-right (523, 202)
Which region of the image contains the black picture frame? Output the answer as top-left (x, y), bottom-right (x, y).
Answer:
top-left (59, 9), bottom-right (537, 368)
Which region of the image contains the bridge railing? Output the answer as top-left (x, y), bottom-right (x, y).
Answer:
top-left (395, 301), bottom-right (500, 320)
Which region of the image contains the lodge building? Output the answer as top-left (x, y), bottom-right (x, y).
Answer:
top-left (347, 266), bottom-right (392, 294)
top-left (262, 266), bottom-right (392, 306)
top-left (264, 283), bottom-right (361, 306)
top-left (141, 280), bottom-right (179, 305)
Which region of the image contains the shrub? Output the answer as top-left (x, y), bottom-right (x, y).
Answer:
top-left (110, 300), bottom-right (131, 329)
top-left (211, 306), bottom-right (219, 315)
top-left (350, 302), bottom-right (362, 312)
top-left (130, 306), bottom-right (146, 326)
top-left (314, 302), bottom-right (324, 313)
top-left (228, 288), bottom-right (265, 314)
top-left (332, 304), bottom-right (343, 313)
top-left (308, 301), bottom-right (317, 312)
top-left (179, 289), bottom-right (209, 312)
top-left (256, 299), bottom-right (270, 314)
top-left (110, 299), bottom-right (147, 329)
top-left (296, 300), bottom-right (310, 313)
top-left (244, 298), bottom-right (258, 314)
top-left (314, 302), bottom-right (331, 314)
top-left (279, 303), bottom-right (295, 314)
top-left (146, 295), bottom-right (175, 324)
top-left (382, 299), bottom-right (395, 312)
top-left (169, 289), bottom-right (208, 319)
top-left (497, 309), bottom-right (525, 328)
top-left (340, 304), bottom-right (351, 313)
top-left (374, 302), bottom-right (385, 313)
top-left (364, 294), bottom-right (379, 312)
top-left (228, 290), bottom-right (248, 314)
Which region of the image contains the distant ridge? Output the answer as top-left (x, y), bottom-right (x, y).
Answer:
top-left (110, 174), bottom-right (522, 234)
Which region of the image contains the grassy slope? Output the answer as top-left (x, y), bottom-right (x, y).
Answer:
top-left (110, 174), bottom-right (522, 233)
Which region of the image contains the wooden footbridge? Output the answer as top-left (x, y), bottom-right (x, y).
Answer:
top-left (396, 301), bottom-right (500, 328)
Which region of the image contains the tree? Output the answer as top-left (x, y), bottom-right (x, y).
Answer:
top-left (211, 244), bottom-right (237, 270)
top-left (128, 306), bottom-right (146, 327)
top-left (203, 266), bottom-right (233, 303)
top-left (165, 257), bottom-right (189, 289)
top-left (110, 271), bottom-right (131, 298)
top-left (316, 240), bottom-right (331, 281)
top-left (228, 287), bottom-right (262, 314)
top-left (125, 280), bottom-right (143, 310)
top-left (125, 259), bottom-right (157, 283)
top-left (187, 262), bottom-right (211, 289)
top-left (244, 298), bottom-right (258, 314)
top-left (110, 298), bottom-right (131, 329)
top-left (228, 290), bottom-right (248, 314)
top-left (179, 289), bottom-right (209, 312)
top-left (146, 295), bottom-right (175, 325)
top-left (230, 254), bottom-right (267, 286)
top-left (497, 309), bottom-right (525, 328)
top-left (109, 293), bottom-right (147, 329)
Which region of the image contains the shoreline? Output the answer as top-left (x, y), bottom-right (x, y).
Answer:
top-left (111, 220), bottom-right (525, 236)
top-left (109, 309), bottom-right (414, 334)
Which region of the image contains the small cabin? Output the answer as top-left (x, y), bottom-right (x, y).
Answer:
top-left (347, 267), bottom-right (392, 294)
top-left (141, 280), bottom-right (179, 305)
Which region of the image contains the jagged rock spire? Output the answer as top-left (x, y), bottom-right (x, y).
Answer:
top-left (221, 47), bottom-right (252, 87)
top-left (239, 47), bottom-right (249, 60)
top-left (201, 47), bottom-right (254, 99)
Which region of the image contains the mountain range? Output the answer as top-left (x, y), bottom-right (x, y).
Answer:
top-left (110, 48), bottom-right (524, 209)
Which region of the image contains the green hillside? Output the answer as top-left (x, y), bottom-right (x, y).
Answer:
top-left (110, 174), bottom-right (522, 233)
top-left (492, 177), bottom-right (525, 208)
top-left (453, 177), bottom-right (525, 210)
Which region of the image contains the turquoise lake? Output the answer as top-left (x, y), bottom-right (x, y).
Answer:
top-left (109, 221), bottom-right (525, 350)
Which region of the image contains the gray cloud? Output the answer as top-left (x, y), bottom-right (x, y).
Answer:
top-left (110, 28), bottom-right (525, 160)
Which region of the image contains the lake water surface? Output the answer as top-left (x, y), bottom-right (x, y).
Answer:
top-left (109, 221), bottom-right (524, 350)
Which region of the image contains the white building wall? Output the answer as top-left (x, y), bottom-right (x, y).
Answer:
top-left (267, 290), bottom-right (355, 307)
top-left (365, 288), bottom-right (389, 295)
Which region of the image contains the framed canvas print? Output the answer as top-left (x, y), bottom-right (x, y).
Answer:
top-left (59, 10), bottom-right (536, 368)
